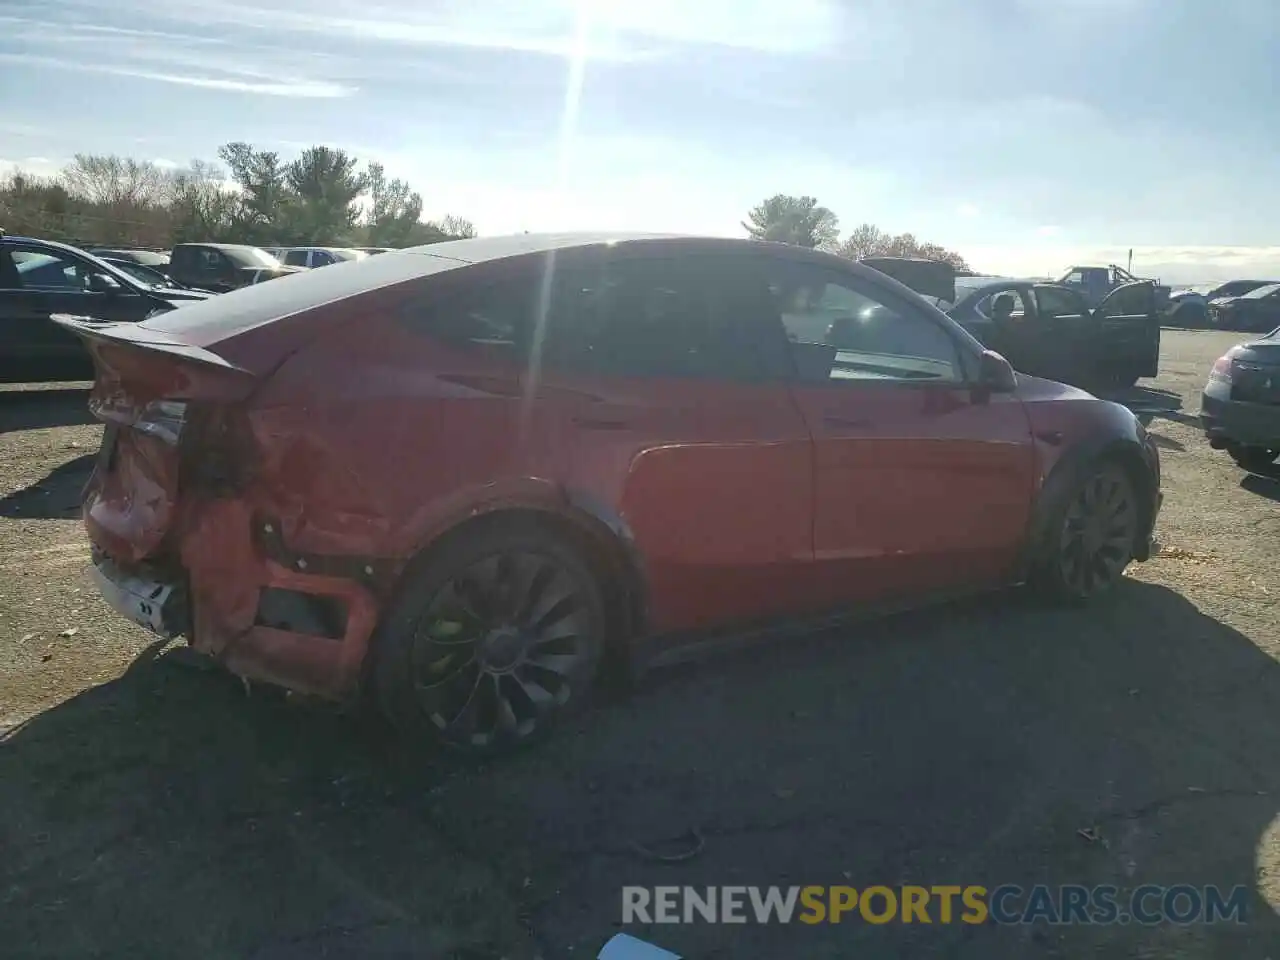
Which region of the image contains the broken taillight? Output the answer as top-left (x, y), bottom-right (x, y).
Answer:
top-left (132, 400), bottom-right (188, 445)
top-left (1208, 355), bottom-right (1233, 383)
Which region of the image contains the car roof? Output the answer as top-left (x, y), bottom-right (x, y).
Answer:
top-left (137, 232), bottom-right (910, 348)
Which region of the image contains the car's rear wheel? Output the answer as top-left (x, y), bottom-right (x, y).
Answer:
top-left (1033, 461), bottom-right (1140, 602)
top-left (1229, 445), bottom-right (1280, 472)
top-left (371, 521), bottom-right (606, 756)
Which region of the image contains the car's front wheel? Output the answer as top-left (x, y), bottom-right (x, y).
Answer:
top-left (1229, 445), bottom-right (1279, 472)
top-left (1033, 461), bottom-right (1140, 602)
top-left (371, 519), bottom-right (606, 756)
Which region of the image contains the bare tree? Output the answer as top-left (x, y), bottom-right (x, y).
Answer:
top-left (62, 154), bottom-right (170, 207)
top-left (835, 222), bottom-right (970, 271)
top-left (436, 215), bottom-right (477, 240)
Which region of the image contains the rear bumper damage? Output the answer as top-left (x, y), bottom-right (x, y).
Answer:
top-left (89, 500), bottom-right (389, 700)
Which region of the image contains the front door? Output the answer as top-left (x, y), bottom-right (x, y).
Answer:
top-left (759, 254), bottom-right (1037, 604)
top-left (1095, 281), bottom-right (1160, 381)
top-left (1029, 284), bottom-right (1103, 385)
top-left (525, 249), bottom-right (816, 634)
top-left (2, 243), bottom-right (128, 380)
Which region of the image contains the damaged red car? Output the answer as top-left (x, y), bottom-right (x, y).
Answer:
top-left (59, 234), bottom-right (1162, 755)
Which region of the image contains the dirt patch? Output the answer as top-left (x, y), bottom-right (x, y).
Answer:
top-left (2, 339), bottom-right (1279, 958)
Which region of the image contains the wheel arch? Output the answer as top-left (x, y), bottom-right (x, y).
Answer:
top-left (379, 493), bottom-right (650, 677)
top-left (1022, 434), bottom-right (1159, 576)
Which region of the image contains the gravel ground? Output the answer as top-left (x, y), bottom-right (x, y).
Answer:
top-left (1, 330), bottom-right (1278, 959)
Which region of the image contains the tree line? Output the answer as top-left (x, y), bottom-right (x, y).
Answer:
top-left (743, 194), bottom-right (971, 270)
top-left (1, 150), bottom-right (971, 272)
top-left (0, 144), bottom-right (477, 251)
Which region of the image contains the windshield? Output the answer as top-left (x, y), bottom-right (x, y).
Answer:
top-left (107, 260), bottom-right (170, 286)
top-left (1242, 283), bottom-right (1280, 300)
top-left (223, 246), bottom-right (283, 268)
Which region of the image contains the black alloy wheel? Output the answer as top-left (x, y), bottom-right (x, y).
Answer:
top-left (373, 524), bottom-right (605, 755)
top-left (1056, 464), bottom-right (1139, 599)
top-left (1034, 462), bottom-right (1140, 602)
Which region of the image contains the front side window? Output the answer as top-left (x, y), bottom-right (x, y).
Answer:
top-left (973, 287), bottom-right (1031, 322)
top-left (764, 261), bottom-right (962, 383)
top-left (10, 246), bottom-right (95, 290)
top-left (1034, 285), bottom-right (1089, 318)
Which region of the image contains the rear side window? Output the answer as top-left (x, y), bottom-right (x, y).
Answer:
top-left (400, 271), bottom-right (539, 358)
top-left (397, 255), bottom-right (775, 381)
top-left (285, 250), bottom-right (310, 267)
top-left (541, 255), bottom-right (772, 381)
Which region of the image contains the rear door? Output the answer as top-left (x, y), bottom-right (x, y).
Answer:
top-left (1094, 280), bottom-right (1160, 380)
top-left (1029, 284), bottom-right (1103, 383)
top-left (527, 248), bottom-right (816, 633)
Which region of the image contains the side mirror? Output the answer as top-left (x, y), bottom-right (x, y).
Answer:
top-left (978, 349), bottom-right (1018, 393)
top-left (87, 273), bottom-right (121, 294)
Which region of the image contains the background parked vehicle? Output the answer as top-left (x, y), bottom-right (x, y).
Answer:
top-left (278, 246), bottom-right (370, 268)
top-left (1057, 264), bottom-right (1171, 311)
top-left (1206, 282), bottom-right (1280, 333)
top-left (61, 233), bottom-right (1161, 756)
top-left (167, 243), bottom-right (305, 292)
top-left (861, 261), bottom-right (1160, 391)
top-left (98, 256), bottom-right (209, 294)
top-left (89, 248), bottom-right (172, 274)
top-left (0, 233), bottom-right (213, 383)
top-left (1201, 329), bottom-right (1280, 472)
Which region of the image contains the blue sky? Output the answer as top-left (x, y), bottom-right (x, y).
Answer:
top-left (1, 0), bottom-right (1277, 282)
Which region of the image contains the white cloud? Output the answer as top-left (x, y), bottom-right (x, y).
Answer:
top-left (52, 0), bottom-right (845, 60)
top-left (1036, 225), bottom-right (1062, 237)
top-left (0, 52), bottom-right (353, 98)
top-left (0, 157), bottom-right (64, 179)
top-left (957, 203), bottom-right (980, 218)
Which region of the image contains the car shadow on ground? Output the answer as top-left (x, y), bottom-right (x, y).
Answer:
top-left (0, 388), bottom-right (94, 433)
top-left (1103, 386), bottom-right (1200, 429)
top-left (0, 454), bottom-right (96, 519)
top-left (1241, 470), bottom-right (1280, 502)
top-left (1, 581), bottom-right (1277, 959)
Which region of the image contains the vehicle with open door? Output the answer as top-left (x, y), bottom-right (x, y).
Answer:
top-left (940, 277), bottom-right (1161, 390)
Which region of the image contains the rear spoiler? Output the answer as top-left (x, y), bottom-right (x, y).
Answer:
top-left (859, 257), bottom-right (957, 303)
top-left (52, 315), bottom-right (253, 375)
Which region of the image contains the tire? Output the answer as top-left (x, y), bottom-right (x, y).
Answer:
top-left (371, 519), bottom-right (607, 757)
top-left (1229, 445), bottom-right (1280, 472)
top-left (1031, 460), bottom-right (1140, 603)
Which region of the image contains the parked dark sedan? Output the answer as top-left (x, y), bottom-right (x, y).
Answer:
top-left (940, 277), bottom-right (1160, 390)
top-left (1207, 282), bottom-right (1280, 333)
top-left (1202, 329), bottom-right (1280, 471)
top-left (168, 243), bottom-right (305, 292)
top-left (58, 233), bottom-right (1161, 756)
top-left (0, 233), bottom-right (213, 383)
